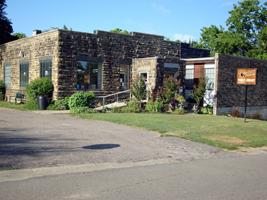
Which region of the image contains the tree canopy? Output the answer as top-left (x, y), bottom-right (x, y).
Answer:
top-left (12, 32), bottom-right (26, 39)
top-left (110, 28), bottom-right (129, 34)
top-left (0, 0), bottom-right (17, 44)
top-left (198, 0), bottom-right (267, 59)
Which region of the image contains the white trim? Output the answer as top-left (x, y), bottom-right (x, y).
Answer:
top-left (204, 63), bottom-right (215, 69)
top-left (186, 64), bottom-right (194, 69)
top-left (181, 57), bottom-right (216, 62)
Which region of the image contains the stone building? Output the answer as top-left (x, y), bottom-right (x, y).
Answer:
top-left (183, 53), bottom-right (267, 119)
top-left (0, 29), bottom-right (209, 101)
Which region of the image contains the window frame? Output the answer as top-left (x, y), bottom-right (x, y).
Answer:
top-left (76, 61), bottom-right (103, 90)
top-left (204, 63), bottom-right (215, 90)
top-left (20, 63), bottom-right (29, 88)
top-left (185, 67), bottom-right (194, 89)
top-left (4, 64), bottom-right (11, 88)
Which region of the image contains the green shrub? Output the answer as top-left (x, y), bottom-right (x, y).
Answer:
top-left (145, 99), bottom-right (163, 112)
top-left (111, 107), bottom-right (122, 113)
top-left (23, 99), bottom-right (39, 110)
top-left (47, 96), bottom-right (70, 110)
top-left (0, 79), bottom-right (6, 101)
top-left (200, 105), bottom-right (212, 114)
top-left (68, 91), bottom-right (95, 109)
top-left (173, 108), bottom-right (187, 114)
top-left (71, 107), bottom-right (97, 114)
top-left (156, 76), bottom-right (180, 110)
top-left (130, 77), bottom-right (147, 102)
top-left (120, 99), bottom-right (141, 113)
top-left (25, 78), bottom-right (53, 102)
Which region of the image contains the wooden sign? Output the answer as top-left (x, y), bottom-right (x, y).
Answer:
top-left (237, 68), bottom-right (257, 85)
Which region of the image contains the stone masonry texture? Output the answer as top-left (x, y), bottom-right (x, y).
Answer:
top-left (216, 53), bottom-right (267, 108)
top-left (0, 29), bottom-right (209, 100)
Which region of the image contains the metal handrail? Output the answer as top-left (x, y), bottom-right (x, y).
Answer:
top-left (96, 90), bottom-right (131, 108)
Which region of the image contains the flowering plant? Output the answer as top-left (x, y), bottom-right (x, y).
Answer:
top-left (145, 99), bottom-right (163, 112)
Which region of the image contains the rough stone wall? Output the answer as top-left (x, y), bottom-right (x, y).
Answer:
top-left (181, 43), bottom-right (210, 58)
top-left (132, 57), bottom-right (158, 94)
top-left (57, 30), bottom-right (182, 98)
top-left (0, 29), bottom-right (191, 101)
top-left (132, 57), bottom-right (185, 97)
top-left (216, 53), bottom-right (267, 108)
top-left (0, 30), bottom-right (59, 100)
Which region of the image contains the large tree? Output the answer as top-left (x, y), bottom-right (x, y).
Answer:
top-left (198, 0), bottom-right (267, 58)
top-left (0, 0), bottom-right (17, 44)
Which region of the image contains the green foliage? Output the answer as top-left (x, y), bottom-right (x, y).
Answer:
top-left (0, 79), bottom-right (6, 100)
top-left (172, 108), bottom-right (187, 114)
top-left (68, 91), bottom-right (95, 110)
top-left (71, 107), bottom-right (97, 114)
top-left (201, 105), bottom-right (212, 114)
top-left (12, 32), bottom-right (26, 39)
top-left (189, 75), bottom-right (207, 105)
top-left (176, 94), bottom-right (186, 104)
top-left (0, 0), bottom-right (17, 44)
top-left (121, 99), bottom-right (141, 113)
top-left (24, 99), bottom-right (38, 110)
top-left (111, 107), bottom-right (122, 113)
top-left (110, 28), bottom-right (129, 34)
top-left (198, 0), bottom-right (267, 58)
top-left (25, 78), bottom-right (53, 102)
top-left (47, 97), bottom-right (70, 110)
top-left (145, 99), bottom-right (164, 112)
top-left (130, 77), bottom-right (147, 102)
top-left (156, 76), bottom-right (180, 106)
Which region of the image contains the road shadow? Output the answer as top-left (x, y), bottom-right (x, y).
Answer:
top-left (83, 144), bottom-right (120, 150)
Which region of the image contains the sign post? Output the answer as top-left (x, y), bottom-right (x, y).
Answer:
top-left (237, 68), bottom-right (257, 123)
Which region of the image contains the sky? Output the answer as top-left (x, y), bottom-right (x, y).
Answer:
top-left (5, 0), bottom-right (240, 42)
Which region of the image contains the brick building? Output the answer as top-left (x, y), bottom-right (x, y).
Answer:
top-left (0, 29), bottom-right (209, 101)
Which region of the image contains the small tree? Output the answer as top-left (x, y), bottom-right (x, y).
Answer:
top-left (130, 77), bottom-right (147, 101)
top-left (156, 76), bottom-right (180, 105)
top-left (190, 75), bottom-right (207, 105)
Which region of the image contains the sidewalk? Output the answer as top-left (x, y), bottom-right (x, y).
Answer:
top-left (32, 110), bottom-right (70, 115)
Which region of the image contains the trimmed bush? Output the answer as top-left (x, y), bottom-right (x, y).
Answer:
top-left (68, 91), bottom-right (95, 110)
top-left (25, 78), bottom-right (53, 101)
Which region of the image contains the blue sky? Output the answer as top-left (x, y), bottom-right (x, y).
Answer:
top-left (5, 0), bottom-right (240, 42)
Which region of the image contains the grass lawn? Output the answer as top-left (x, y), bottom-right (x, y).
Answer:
top-left (0, 101), bottom-right (29, 111)
top-left (74, 113), bottom-right (267, 150)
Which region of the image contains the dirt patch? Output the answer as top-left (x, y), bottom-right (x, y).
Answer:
top-left (205, 135), bottom-right (245, 145)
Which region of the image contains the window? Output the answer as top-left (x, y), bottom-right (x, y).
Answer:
top-left (4, 65), bottom-right (11, 88)
top-left (20, 63), bottom-right (29, 87)
top-left (40, 60), bottom-right (52, 79)
top-left (77, 61), bottom-right (102, 90)
top-left (185, 69), bottom-right (194, 89)
top-left (205, 68), bottom-right (214, 89)
top-left (120, 64), bottom-right (130, 90)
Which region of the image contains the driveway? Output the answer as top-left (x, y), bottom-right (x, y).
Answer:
top-left (0, 108), bottom-right (240, 170)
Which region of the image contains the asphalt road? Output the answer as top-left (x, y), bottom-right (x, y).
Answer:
top-left (1, 108), bottom-right (240, 170)
top-left (1, 108), bottom-right (267, 199)
top-left (1, 154), bottom-right (267, 200)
